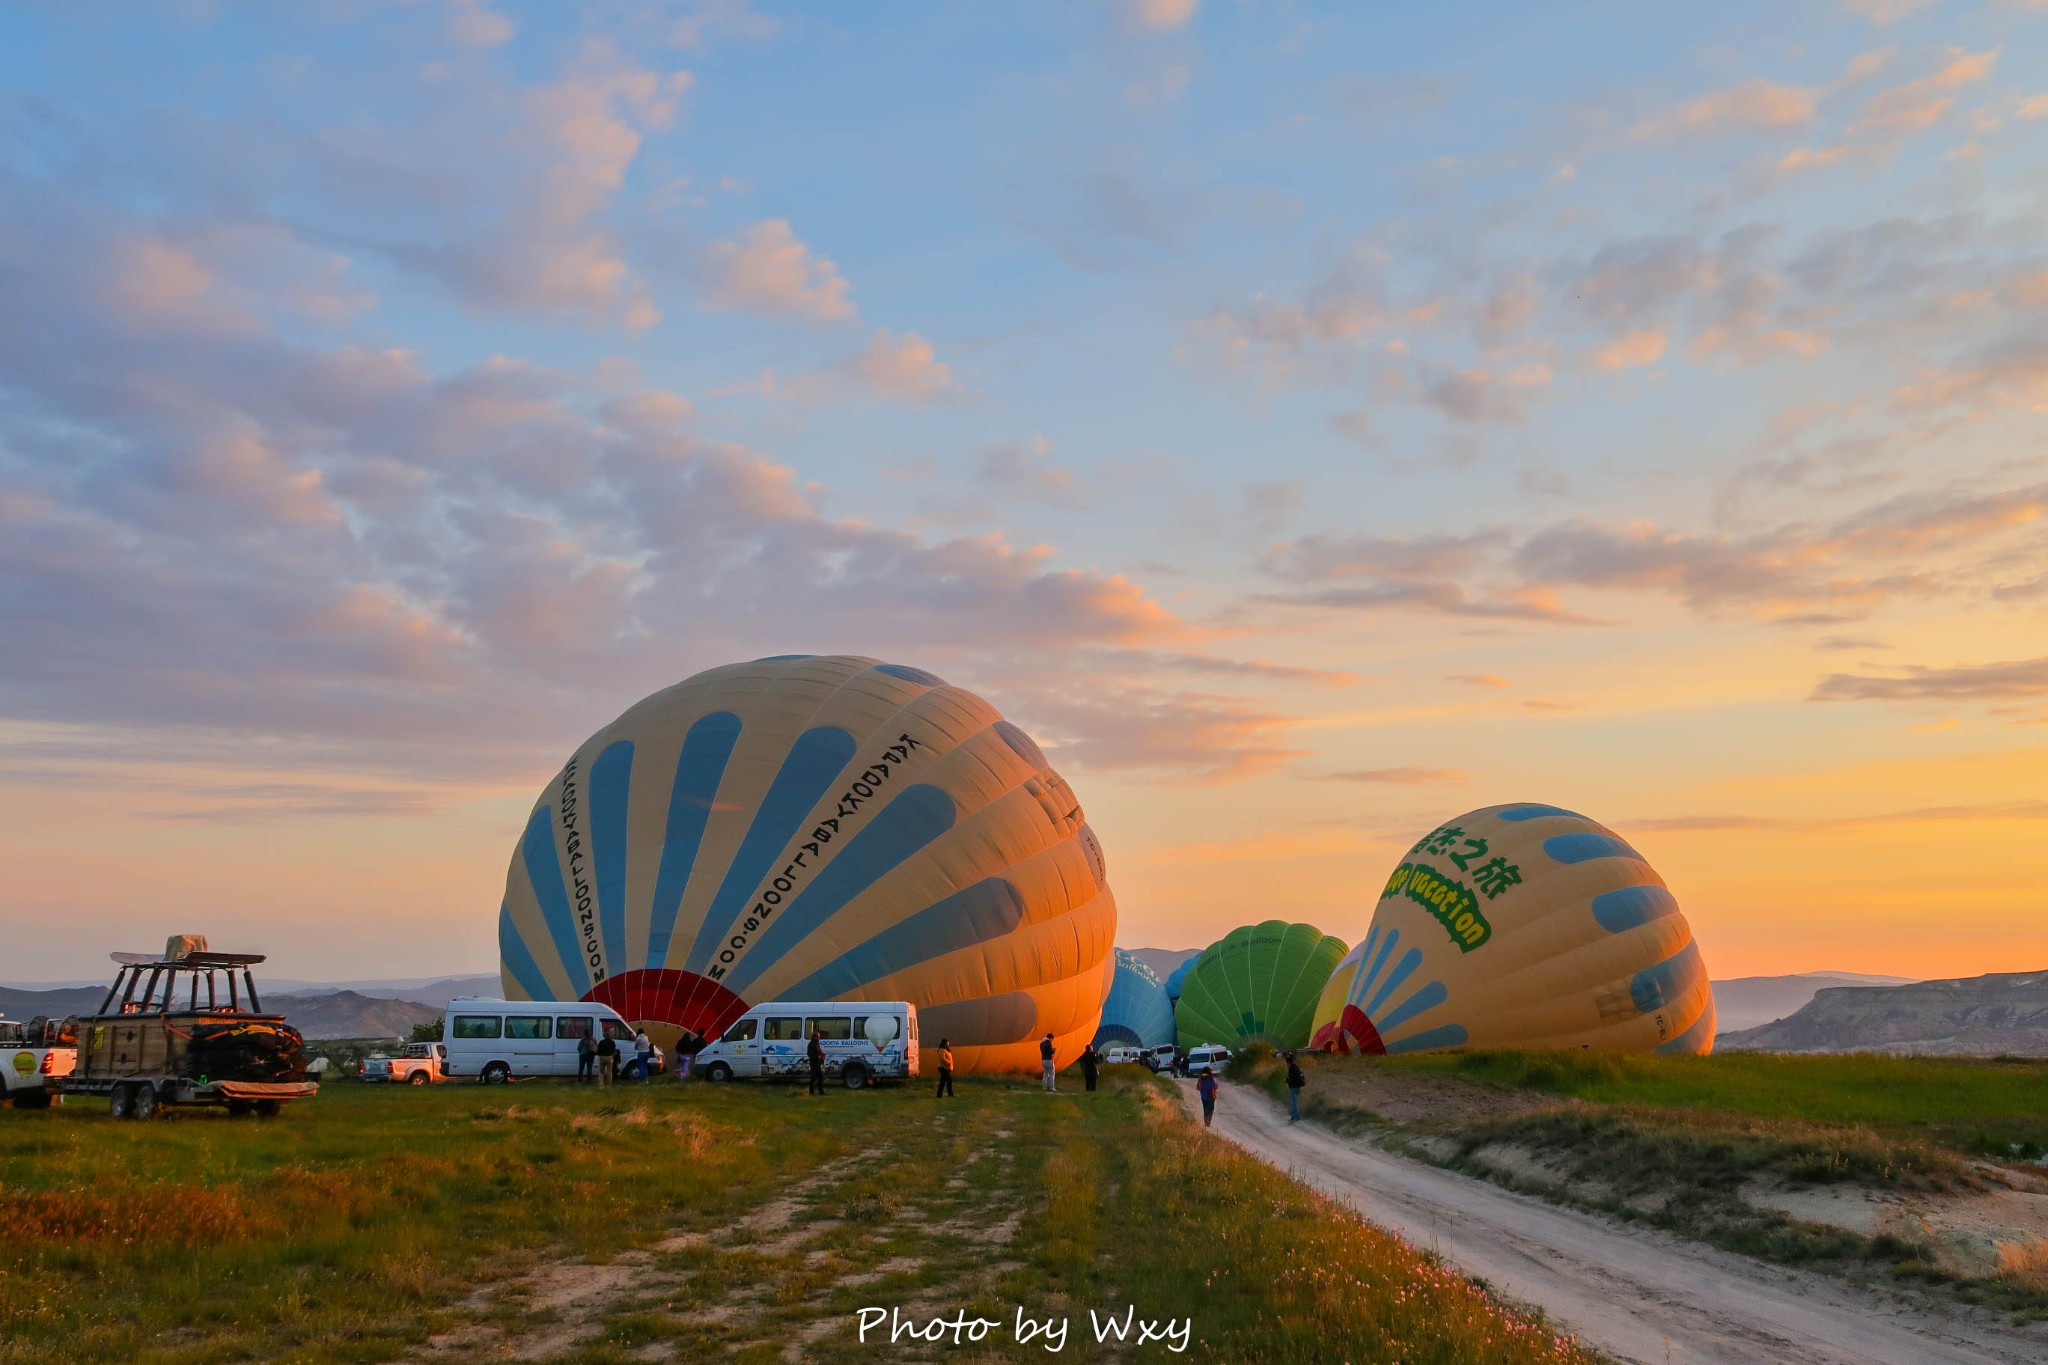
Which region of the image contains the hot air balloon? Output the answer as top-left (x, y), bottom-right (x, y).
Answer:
top-left (1091, 948), bottom-right (1175, 1050)
top-left (1163, 956), bottom-right (1196, 1011)
top-left (1175, 921), bottom-right (1349, 1052)
top-left (1310, 804), bottom-right (1713, 1056)
top-left (497, 656), bottom-right (1116, 1074)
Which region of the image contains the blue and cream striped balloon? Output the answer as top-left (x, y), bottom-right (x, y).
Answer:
top-left (498, 656), bottom-right (1117, 1074)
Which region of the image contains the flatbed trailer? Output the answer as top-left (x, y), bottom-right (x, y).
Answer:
top-left (65, 938), bottom-right (317, 1120)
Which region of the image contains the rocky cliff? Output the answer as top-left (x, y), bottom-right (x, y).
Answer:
top-left (1719, 971), bottom-right (2048, 1055)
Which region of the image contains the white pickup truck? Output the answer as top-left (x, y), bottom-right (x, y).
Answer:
top-left (360, 1041), bottom-right (448, 1084)
top-left (1, 1015), bottom-right (78, 1109)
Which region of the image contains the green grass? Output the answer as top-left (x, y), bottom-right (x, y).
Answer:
top-left (1403, 1050), bottom-right (2048, 1157)
top-left (1, 1072), bottom-right (1602, 1364)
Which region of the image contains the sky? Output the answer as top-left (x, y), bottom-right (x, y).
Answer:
top-left (2, 0), bottom-right (2045, 984)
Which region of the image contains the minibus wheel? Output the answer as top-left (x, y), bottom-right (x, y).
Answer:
top-left (703, 1062), bottom-right (731, 1082)
top-left (841, 1063), bottom-right (868, 1090)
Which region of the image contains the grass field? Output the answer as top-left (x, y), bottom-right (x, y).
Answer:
top-left (1403, 1050), bottom-right (2048, 1158)
top-left (1, 1070), bottom-right (1603, 1364)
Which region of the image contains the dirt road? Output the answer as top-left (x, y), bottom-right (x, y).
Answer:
top-left (1179, 1079), bottom-right (2047, 1365)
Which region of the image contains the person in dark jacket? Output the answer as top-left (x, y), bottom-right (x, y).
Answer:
top-left (1039, 1033), bottom-right (1058, 1093)
top-left (576, 1029), bottom-right (597, 1083)
top-left (935, 1037), bottom-right (955, 1098)
top-left (1284, 1051), bottom-right (1307, 1123)
top-left (596, 1032), bottom-right (618, 1088)
top-left (806, 1029), bottom-right (827, 1095)
top-left (1080, 1043), bottom-right (1100, 1093)
top-left (1196, 1068), bottom-right (1219, 1128)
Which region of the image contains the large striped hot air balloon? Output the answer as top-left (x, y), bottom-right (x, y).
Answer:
top-left (1175, 921), bottom-right (1349, 1052)
top-left (1091, 948), bottom-right (1175, 1050)
top-left (1310, 803), bottom-right (1713, 1056)
top-left (498, 656), bottom-right (1116, 1074)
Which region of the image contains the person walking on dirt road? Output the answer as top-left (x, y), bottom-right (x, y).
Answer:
top-left (1040, 1033), bottom-right (1058, 1093)
top-left (1197, 1068), bottom-right (1219, 1128)
top-left (807, 1029), bottom-right (827, 1095)
top-left (935, 1038), bottom-right (955, 1098)
top-left (1284, 1051), bottom-right (1306, 1123)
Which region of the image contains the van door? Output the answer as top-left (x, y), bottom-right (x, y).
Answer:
top-left (504, 1014), bottom-right (554, 1075)
top-left (714, 1015), bottom-right (762, 1077)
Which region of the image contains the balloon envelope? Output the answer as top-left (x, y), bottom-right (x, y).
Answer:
top-left (1175, 921), bottom-right (1349, 1051)
top-left (1092, 948), bottom-right (1175, 1050)
top-left (497, 656), bottom-right (1116, 1073)
top-left (1310, 803), bottom-right (1713, 1056)
top-left (1163, 956), bottom-right (1195, 1010)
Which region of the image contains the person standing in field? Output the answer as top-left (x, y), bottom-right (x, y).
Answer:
top-left (1197, 1067), bottom-right (1219, 1129)
top-left (1039, 1033), bottom-right (1058, 1093)
top-left (1284, 1051), bottom-right (1306, 1123)
top-left (576, 1028), bottom-right (596, 1084)
top-left (1080, 1042), bottom-right (1100, 1093)
top-left (632, 1029), bottom-right (654, 1082)
top-left (596, 1031), bottom-right (618, 1088)
top-left (935, 1037), bottom-right (955, 1098)
top-left (807, 1028), bottom-right (827, 1095)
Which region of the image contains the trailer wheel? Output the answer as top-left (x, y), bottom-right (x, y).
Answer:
top-left (481, 1062), bottom-right (511, 1085)
top-left (227, 1100), bottom-right (255, 1118)
top-left (131, 1084), bottom-right (159, 1121)
top-left (408, 1069), bottom-right (429, 1086)
top-left (841, 1062), bottom-right (868, 1090)
top-left (703, 1062), bottom-right (732, 1082)
top-left (108, 1084), bottom-right (135, 1120)
top-left (254, 1099), bottom-right (281, 1119)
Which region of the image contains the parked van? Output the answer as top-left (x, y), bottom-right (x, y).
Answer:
top-left (693, 1001), bottom-right (917, 1090)
top-left (1184, 1044), bottom-right (1232, 1075)
top-left (1101, 1045), bottom-right (1143, 1065)
top-left (441, 999), bottom-right (637, 1083)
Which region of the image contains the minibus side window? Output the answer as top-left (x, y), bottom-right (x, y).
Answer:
top-left (808, 1017), bottom-right (852, 1040)
top-left (505, 1016), bottom-right (552, 1040)
top-left (602, 1019), bottom-right (637, 1043)
top-left (452, 1015), bottom-right (502, 1039)
top-left (723, 1019), bottom-right (758, 1043)
top-left (557, 1016), bottom-right (593, 1040)
top-left (763, 1016), bottom-right (804, 1041)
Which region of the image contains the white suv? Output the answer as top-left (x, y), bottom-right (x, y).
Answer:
top-left (1184, 1045), bottom-right (1232, 1074)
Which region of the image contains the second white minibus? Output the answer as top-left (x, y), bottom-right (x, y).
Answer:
top-left (693, 1001), bottom-right (917, 1089)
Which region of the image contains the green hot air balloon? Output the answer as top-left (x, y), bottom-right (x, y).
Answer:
top-left (1175, 920), bottom-right (1349, 1052)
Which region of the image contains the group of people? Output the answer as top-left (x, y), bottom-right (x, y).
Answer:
top-left (573, 1027), bottom-right (660, 1086)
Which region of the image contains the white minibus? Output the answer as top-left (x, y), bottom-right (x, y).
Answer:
top-left (442, 998), bottom-right (638, 1083)
top-left (693, 1000), bottom-right (917, 1090)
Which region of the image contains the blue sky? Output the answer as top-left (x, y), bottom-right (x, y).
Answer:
top-left (3, 0), bottom-right (2046, 980)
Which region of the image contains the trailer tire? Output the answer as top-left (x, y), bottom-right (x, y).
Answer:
top-left (108, 1084), bottom-right (135, 1120)
top-left (703, 1062), bottom-right (732, 1083)
top-left (227, 1100), bottom-right (255, 1118)
top-left (254, 1099), bottom-right (281, 1119)
top-left (481, 1062), bottom-right (511, 1085)
top-left (131, 1084), bottom-right (158, 1121)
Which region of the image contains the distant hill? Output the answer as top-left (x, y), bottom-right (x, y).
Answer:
top-left (1712, 972), bottom-right (1917, 1035)
top-left (1719, 971), bottom-right (2048, 1055)
top-left (1125, 947), bottom-right (1202, 981)
top-left (0, 985), bottom-right (440, 1041)
top-left (285, 974), bottom-right (500, 1007)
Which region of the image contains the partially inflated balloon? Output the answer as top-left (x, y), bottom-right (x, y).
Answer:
top-left (1163, 956), bottom-right (1195, 1010)
top-left (1311, 804), bottom-right (1713, 1056)
top-left (1175, 921), bottom-right (1349, 1051)
top-left (498, 656), bottom-right (1116, 1074)
top-left (1092, 948), bottom-right (1175, 1050)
